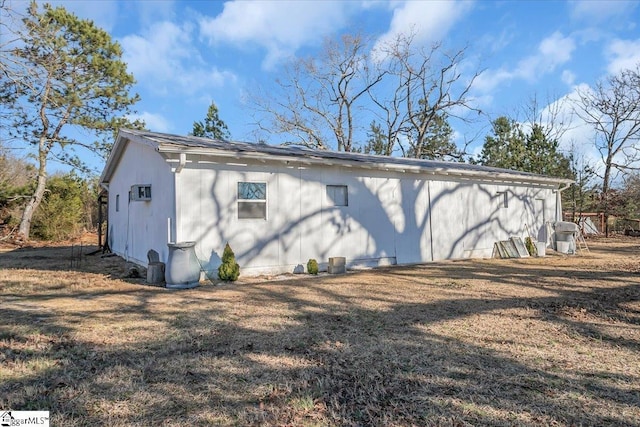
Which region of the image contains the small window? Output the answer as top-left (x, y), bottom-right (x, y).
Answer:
top-left (116, 194), bottom-right (120, 212)
top-left (327, 185), bottom-right (348, 206)
top-left (498, 191), bottom-right (508, 208)
top-left (238, 182), bottom-right (267, 219)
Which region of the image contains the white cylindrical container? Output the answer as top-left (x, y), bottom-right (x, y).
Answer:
top-left (165, 241), bottom-right (200, 289)
top-left (556, 241), bottom-right (570, 254)
top-left (536, 241), bottom-right (546, 257)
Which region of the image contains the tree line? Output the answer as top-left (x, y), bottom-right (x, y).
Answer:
top-left (1, 2), bottom-right (638, 241)
top-left (0, 151), bottom-right (99, 241)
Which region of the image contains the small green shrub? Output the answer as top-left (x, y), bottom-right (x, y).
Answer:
top-left (218, 242), bottom-right (240, 281)
top-left (307, 258), bottom-right (319, 275)
top-left (525, 237), bottom-right (537, 256)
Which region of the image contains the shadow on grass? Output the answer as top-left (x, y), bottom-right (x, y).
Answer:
top-left (1, 241), bottom-right (639, 425)
top-left (0, 244), bottom-right (149, 286)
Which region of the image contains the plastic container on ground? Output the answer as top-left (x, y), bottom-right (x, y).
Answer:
top-left (165, 241), bottom-right (200, 289)
top-left (556, 241), bottom-right (570, 254)
top-left (554, 221), bottom-right (578, 254)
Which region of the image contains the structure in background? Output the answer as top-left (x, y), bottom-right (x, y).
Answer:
top-left (564, 212), bottom-right (604, 235)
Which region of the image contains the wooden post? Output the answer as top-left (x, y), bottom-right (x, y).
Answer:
top-left (97, 190), bottom-right (108, 250)
top-left (97, 194), bottom-right (103, 248)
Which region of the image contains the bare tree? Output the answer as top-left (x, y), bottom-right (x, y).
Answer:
top-left (376, 33), bottom-right (482, 160)
top-left (253, 34), bottom-right (385, 151)
top-left (366, 55), bottom-right (407, 156)
top-left (565, 141), bottom-right (597, 223)
top-left (253, 31), bottom-right (481, 157)
top-left (520, 93), bottom-right (572, 144)
top-left (574, 65), bottom-right (640, 235)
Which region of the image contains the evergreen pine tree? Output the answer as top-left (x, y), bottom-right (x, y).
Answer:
top-left (218, 242), bottom-right (240, 281)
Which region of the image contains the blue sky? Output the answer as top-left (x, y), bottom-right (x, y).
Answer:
top-left (6, 0), bottom-right (640, 174)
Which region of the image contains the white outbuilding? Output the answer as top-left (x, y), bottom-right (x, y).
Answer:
top-left (99, 129), bottom-right (573, 277)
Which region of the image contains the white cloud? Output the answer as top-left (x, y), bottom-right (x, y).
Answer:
top-left (135, 0), bottom-right (176, 28)
top-left (130, 112), bottom-right (172, 133)
top-left (538, 32), bottom-right (575, 68)
top-left (373, 1), bottom-right (473, 53)
top-left (473, 69), bottom-right (513, 94)
top-left (605, 38), bottom-right (640, 74)
top-left (360, 0), bottom-right (388, 10)
top-left (198, 0), bottom-right (357, 69)
top-left (514, 32), bottom-right (575, 82)
top-left (561, 70), bottom-right (576, 86)
top-left (121, 21), bottom-right (237, 95)
top-left (474, 32), bottom-right (576, 93)
top-left (477, 28), bottom-right (515, 55)
top-left (570, 0), bottom-right (638, 24)
top-left (468, 94), bottom-right (495, 110)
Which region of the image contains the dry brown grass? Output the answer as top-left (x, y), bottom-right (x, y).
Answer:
top-left (1, 237), bottom-right (639, 426)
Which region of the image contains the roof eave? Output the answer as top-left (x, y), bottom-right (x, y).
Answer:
top-left (100, 129), bottom-right (162, 185)
top-left (157, 145), bottom-right (573, 187)
top-left (99, 130), bottom-right (128, 185)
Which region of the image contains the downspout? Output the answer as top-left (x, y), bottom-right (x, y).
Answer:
top-left (427, 181), bottom-right (435, 261)
top-left (175, 152), bottom-right (187, 173)
top-left (555, 182), bottom-right (572, 222)
top-left (171, 152), bottom-right (187, 244)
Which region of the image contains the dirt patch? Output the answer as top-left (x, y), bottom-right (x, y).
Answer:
top-left (1, 236), bottom-right (639, 426)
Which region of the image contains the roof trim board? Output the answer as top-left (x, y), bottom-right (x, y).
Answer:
top-left (100, 129), bottom-right (574, 188)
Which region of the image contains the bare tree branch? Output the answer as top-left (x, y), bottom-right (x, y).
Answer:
top-left (250, 33), bottom-right (384, 152)
top-left (573, 64), bottom-right (640, 235)
top-left (376, 32), bottom-right (482, 160)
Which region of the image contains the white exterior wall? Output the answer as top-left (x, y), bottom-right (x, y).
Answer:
top-left (173, 156), bottom-right (559, 276)
top-left (427, 179), bottom-right (556, 260)
top-left (107, 142), bottom-right (175, 266)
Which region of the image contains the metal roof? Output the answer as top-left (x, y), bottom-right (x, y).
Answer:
top-left (100, 129), bottom-right (574, 187)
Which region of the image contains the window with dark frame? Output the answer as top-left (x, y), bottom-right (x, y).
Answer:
top-left (238, 182), bottom-right (267, 219)
top-left (326, 185), bottom-right (348, 207)
top-left (116, 194), bottom-right (120, 212)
